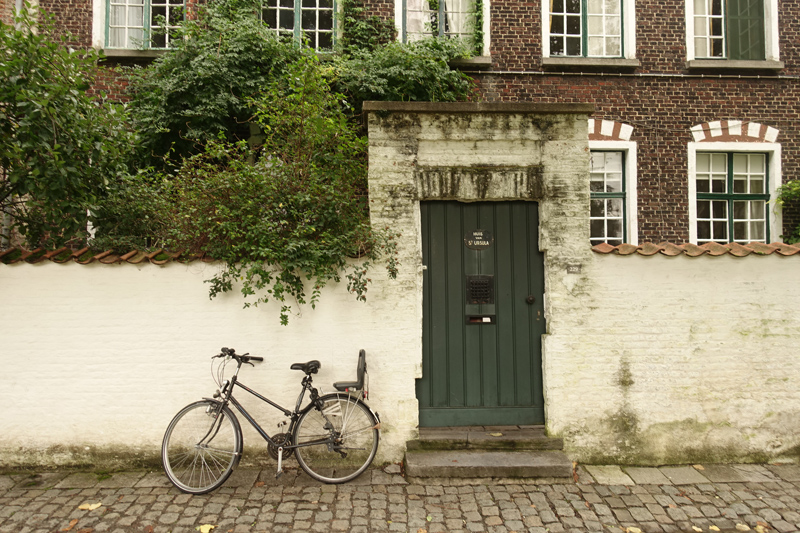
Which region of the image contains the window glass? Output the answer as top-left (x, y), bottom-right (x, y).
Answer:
top-left (107, 0), bottom-right (182, 49)
top-left (590, 150), bottom-right (626, 245)
top-left (550, 0), bottom-right (621, 57)
top-left (695, 152), bottom-right (769, 244)
top-left (693, 0), bottom-right (765, 59)
top-left (262, 0), bottom-right (335, 49)
top-left (404, 0), bottom-right (476, 43)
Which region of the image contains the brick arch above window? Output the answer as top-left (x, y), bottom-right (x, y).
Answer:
top-left (588, 119), bottom-right (634, 142)
top-left (691, 120), bottom-right (779, 143)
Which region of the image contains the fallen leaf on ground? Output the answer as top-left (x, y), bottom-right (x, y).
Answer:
top-left (735, 525), bottom-right (751, 531)
top-left (195, 525), bottom-right (216, 533)
top-left (710, 527), bottom-right (720, 531)
top-left (255, 481), bottom-right (264, 487)
top-left (692, 527), bottom-right (703, 532)
top-left (755, 526), bottom-right (767, 533)
top-left (417, 529), bottom-right (427, 533)
top-left (626, 527), bottom-right (642, 533)
top-left (61, 519), bottom-right (79, 531)
top-left (489, 432), bottom-right (503, 437)
top-left (78, 503), bottom-right (101, 511)
top-left (693, 464), bottom-right (705, 470)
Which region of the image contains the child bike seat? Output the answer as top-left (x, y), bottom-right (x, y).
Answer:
top-left (333, 349), bottom-right (366, 391)
top-left (290, 360), bottom-right (321, 374)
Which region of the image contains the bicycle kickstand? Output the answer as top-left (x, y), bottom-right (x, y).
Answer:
top-left (275, 447), bottom-right (284, 479)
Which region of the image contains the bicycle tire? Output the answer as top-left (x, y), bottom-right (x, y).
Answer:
top-left (162, 400), bottom-right (242, 494)
top-left (293, 393), bottom-right (379, 483)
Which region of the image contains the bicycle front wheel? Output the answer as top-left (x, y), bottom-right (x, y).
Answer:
top-left (293, 393), bottom-right (380, 483)
top-left (162, 400), bottom-right (242, 494)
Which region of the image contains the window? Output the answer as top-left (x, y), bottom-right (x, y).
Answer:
top-left (590, 151), bottom-right (626, 245)
top-left (399, 0), bottom-right (483, 51)
top-left (692, 0), bottom-right (764, 59)
top-left (589, 122), bottom-right (637, 245)
top-left (694, 152), bottom-right (770, 243)
top-left (686, 0), bottom-right (780, 63)
top-left (262, 0), bottom-right (335, 50)
top-left (546, 0), bottom-right (624, 57)
top-left (106, 0), bottom-right (184, 49)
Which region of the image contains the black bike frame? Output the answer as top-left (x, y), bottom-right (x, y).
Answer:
top-left (219, 372), bottom-right (324, 451)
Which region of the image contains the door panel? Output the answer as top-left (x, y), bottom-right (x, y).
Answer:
top-left (418, 201), bottom-right (546, 427)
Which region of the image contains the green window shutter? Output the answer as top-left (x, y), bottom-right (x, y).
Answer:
top-left (726, 0), bottom-right (765, 60)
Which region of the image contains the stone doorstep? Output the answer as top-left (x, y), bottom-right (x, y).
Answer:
top-left (409, 425), bottom-right (564, 451)
top-left (404, 449), bottom-right (573, 479)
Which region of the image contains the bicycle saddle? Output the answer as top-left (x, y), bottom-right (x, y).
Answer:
top-left (290, 360), bottom-right (321, 374)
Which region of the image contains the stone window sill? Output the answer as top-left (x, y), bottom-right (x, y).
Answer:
top-left (449, 56), bottom-right (493, 71)
top-left (102, 49), bottom-right (167, 59)
top-left (686, 59), bottom-right (784, 71)
top-left (541, 57), bottom-right (640, 71)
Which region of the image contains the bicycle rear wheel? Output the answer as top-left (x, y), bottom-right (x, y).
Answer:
top-left (293, 393), bottom-right (379, 483)
top-left (162, 400), bottom-right (242, 494)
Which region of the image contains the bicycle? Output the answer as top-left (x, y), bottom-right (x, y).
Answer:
top-left (161, 347), bottom-right (380, 494)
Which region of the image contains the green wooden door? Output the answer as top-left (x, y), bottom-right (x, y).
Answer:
top-left (418, 201), bottom-right (546, 427)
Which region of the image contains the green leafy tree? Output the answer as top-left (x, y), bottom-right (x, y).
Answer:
top-left (127, 0), bottom-right (301, 168)
top-left (0, 6), bottom-right (134, 247)
top-left (158, 55), bottom-right (398, 324)
top-left (331, 37), bottom-right (476, 112)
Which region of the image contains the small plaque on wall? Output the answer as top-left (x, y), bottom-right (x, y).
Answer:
top-left (464, 230), bottom-right (493, 250)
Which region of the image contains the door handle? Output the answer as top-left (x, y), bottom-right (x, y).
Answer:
top-left (526, 295), bottom-right (536, 305)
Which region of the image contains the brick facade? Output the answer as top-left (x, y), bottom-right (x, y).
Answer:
top-left (8, 0), bottom-right (800, 241)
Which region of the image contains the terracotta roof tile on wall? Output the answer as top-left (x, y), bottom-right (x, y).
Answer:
top-left (0, 247), bottom-right (215, 265)
top-left (592, 242), bottom-right (800, 257)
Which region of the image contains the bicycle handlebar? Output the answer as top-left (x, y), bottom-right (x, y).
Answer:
top-left (216, 347), bottom-right (263, 363)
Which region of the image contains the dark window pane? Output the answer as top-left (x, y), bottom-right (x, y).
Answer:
top-left (712, 178), bottom-right (726, 193)
top-left (319, 9), bottom-right (332, 30)
top-left (263, 8), bottom-right (277, 27)
top-left (152, 6), bottom-right (166, 20)
top-left (566, 0), bottom-right (581, 13)
top-left (697, 200), bottom-right (710, 218)
top-left (566, 36), bottom-right (581, 55)
top-left (733, 200), bottom-right (746, 219)
top-left (318, 31), bottom-right (332, 49)
top-left (320, 0), bottom-right (333, 7)
top-left (302, 10), bottom-right (315, 30)
top-left (152, 32), bottom-right (166, 48)
top-left (697, 179), bottom-right (710, 193)
top-left (733, 221), bottom-right (747, 240)
top-left (713, 221), bottom-right (727, 240)
top-left (551, 16), bottom-right (564, 34)
top-left (698, 221), bottom-right (711, 240)
top-left (590, 199), bottom-right (605, 217)
top-left (591, 220), bottom-right (605, 238)
top-left (280, 0), bottom-right (293, 7)
top-left (712, 201), bottom-right (726, 219)
top-left (280, 9), bottom-right (294, 29)
top-left (302, 0), bottom-right (315, 6)
top-left (550, 36), bottom-right (564, 55)
top-left (566, 15), bottom-right (581, 34)
top-left (552, 0), bottom-right (564, 12)
top-left (607, 219), bottom-right (622, 238)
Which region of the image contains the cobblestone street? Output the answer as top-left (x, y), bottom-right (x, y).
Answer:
top-left (1, 464), bottom-right (799, 533)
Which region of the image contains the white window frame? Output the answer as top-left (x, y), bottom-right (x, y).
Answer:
top-left (685, 0), bottom-right (779, 61)
top-left (261, 0), bottom-right (340, 51)
top-left (688, 141), bottom-right (781, 244)
top-left (542, 0), bottom-right (636, 59)
top-left (589, 139), bottom-right (638, 245)
top-left (92, 0), bottom-right (184, 51)
top-left (395, 0), bottom-right (491, 56)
